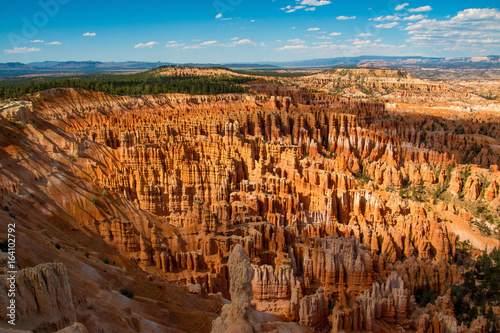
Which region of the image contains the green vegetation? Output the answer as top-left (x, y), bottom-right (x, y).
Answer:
top-left (477, 93), bottom-right (499, 101)
top-left (0, 68), bottom-right (253, 99)
top-left (452, 248), bottom-right (500, 332)
top-left (469, 203), bottom-right (499, 238)
top-left (460, 166), bottom-right (472, 183)
top-left (329, 299), bottom-right (335, 314)
top-left (415, 283), bottom-right (437, 307)
top-left (354, 169), bottom-right (370, 184)
top-left (399, 184), bottom-right (426, 202)
top-left (463, 144), bottom-right (483, 164)
top-left (233, 69), bottom-right (311, 77)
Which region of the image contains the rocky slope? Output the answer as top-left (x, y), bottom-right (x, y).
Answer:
top-left (0, 86), bottom-right (499, 332)
top-left (291, 68), bottom-right (500, 117)
top-left (153, 66), bottom-right (250, 78)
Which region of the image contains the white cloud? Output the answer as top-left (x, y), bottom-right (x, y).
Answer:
top-left (395, 3), bottom-right (409, 11)
top-left (4, 47), bottom-right (41, 54)
top-left (307, 27), bottom-right (320, 31)
top-left (337, 16), bottom-right (356, 20)
top-left (288, 5), bottom-right (305, 13)
top-left (183, 45), bottom-right (203, 50)
top-left (215, 13), bottom-right (222, 19)
top-left (281, 0), bottom-right (331, 13)
top-left (276, 44), bottom-right (309, 51)
top-left (408, 6), bottom-right (433, 13)
top-left (182, 39), bottom-right (259, 49)
top-left (375, 22), bottom-right (399, 28)
top-left (200, 40), bottom-right (219, 46)
top-left (231, 39), bottom-right (255, 46)
top-left (310, 42), bottom-right (406, 55)
top-left (30, 39), bottom-right (44, 43)
top-left (454, 8), bottom-right (500, 20)
top-left (165, 42), bottom-right (185, 48)
top-left (250, 19), bottom-right (255, 22)
top-left (352, 39), bottom-right (372, 45)
top-left (358, 33), bottom-right (372, 37)
top-left (372, 15), bottom-right (401, 21)
top-left (134, 41), bottom-right (159, 48)
top-left (403, 14), bottom-right (426, 21)
top-left (288, 38), bottom-right (306, 44)
top-left (281, 5), bottom-right (302, 13)
top-left (299, 0), bottom-right (331, 5)
top-left (46, 41), bottom-right (62, 45)
top-left (329, 32), bottom-right (342, 36)
top-left (405, 8), bottom-right (500, 49)
top-left (83, 32), bottom-right (96, 37)
top-left (313, 41), bottom-right (333, 45)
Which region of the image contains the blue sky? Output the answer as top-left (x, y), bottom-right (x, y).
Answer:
top-left (1, 0), bottom-right (499, 63)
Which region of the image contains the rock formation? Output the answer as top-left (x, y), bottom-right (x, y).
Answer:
top-left (299, 287), bottom-right (329, 330)
top-left (1, 83), bottom-right (498, 332)
top-left (0, 263), bottom-right (78, 333)
top-left (212, 244), bottom-right (260, 333)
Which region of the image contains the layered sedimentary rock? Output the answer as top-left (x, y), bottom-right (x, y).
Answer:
top-left (356, 271), bottom-right (411, 331)
top-left (298, 68), bottom-right (448, 98)
top-left (299, 287), bottom-right (329, 330)
top-left (2, 86), bottom-right (497, 332)
top-left (0, 101), bottom-right (33, 123)
top-left (0, 263), bottom-right (77, 332)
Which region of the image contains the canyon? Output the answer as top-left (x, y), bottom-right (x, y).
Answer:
top-left (0, 67), bottom-right (499, 332)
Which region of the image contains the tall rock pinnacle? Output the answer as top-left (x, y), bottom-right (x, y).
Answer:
top-left (212, 244), bottom-right (260, 333)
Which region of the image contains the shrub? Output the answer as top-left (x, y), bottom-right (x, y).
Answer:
top-left (55, 243), bottom-right (61, 250)
top-left (452, 248), bottom-right (500, 332)
top-left (119, 287), bottom-right (134, 299)
top-left (103, 257), bottom-right (110, 265)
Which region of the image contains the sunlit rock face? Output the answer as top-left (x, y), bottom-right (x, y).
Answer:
top-left (1, 86), bottom-right (498, 332)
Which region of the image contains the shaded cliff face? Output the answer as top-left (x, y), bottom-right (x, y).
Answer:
top-left (0, 87), bottom-right (498, 332)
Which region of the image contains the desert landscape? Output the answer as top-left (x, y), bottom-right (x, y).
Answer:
top-left (1, 1), bottom-right (500, 332)
top-left (0, 64), bottom-right (499, 332)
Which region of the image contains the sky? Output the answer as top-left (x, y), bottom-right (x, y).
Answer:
top-left (0, 0), bottom-right (499, 63)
